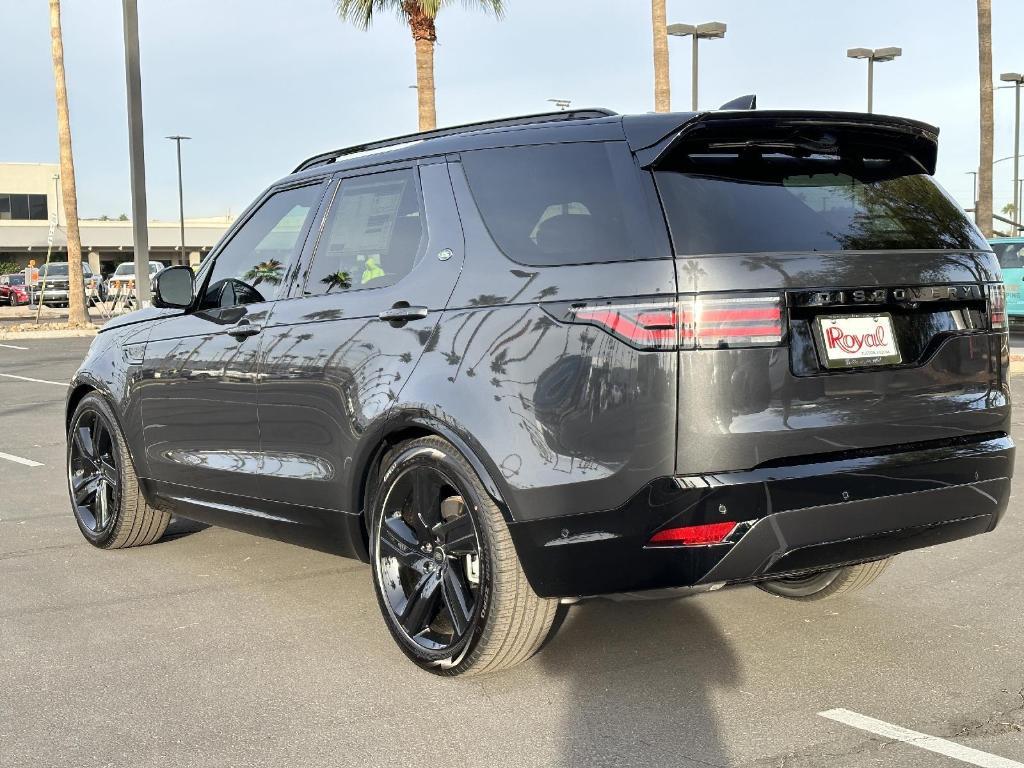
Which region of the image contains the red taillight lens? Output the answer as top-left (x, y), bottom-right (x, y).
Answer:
top-left (690, 294), bottom-right (784, 349)
top-left (648, 521), bottom-right (738, 547)
top-left (568, 301), bottom-right (680, 350)
top-left (988, 283), bottom-right (1007, 331)
top-left (557, 293), bottom-right (785, 351)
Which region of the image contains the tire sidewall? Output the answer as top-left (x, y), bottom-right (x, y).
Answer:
top-left (67, 394), bottom-right (127, 548)
top-left (368, 440), bottom-right (495, 674)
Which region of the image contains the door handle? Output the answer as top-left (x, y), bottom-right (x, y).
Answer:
top-left (226, 321), bottom-right (262, 339)
top-left (378, 304), bottom-right (429, 323)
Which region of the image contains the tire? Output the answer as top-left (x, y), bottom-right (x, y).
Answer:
top-left (67, 392), bottom-right (170, 549)
top-left (368, 436), bottom-right (560, 676)
top-left (756, 558), bottom-right (894, 602)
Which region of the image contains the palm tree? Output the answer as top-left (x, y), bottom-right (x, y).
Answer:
top-left (977, 0), bottom-right (994, 237)
top-left (243, 259), bottom-right (284, 287)
top-left (48, 0), bottom-right (88, 326)
top-left (334, 0), bottom-right (504, 131)
top-left (651, 0), bottom-right (670, 112)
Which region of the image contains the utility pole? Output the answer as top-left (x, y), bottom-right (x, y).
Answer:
top-left (121, 0), bottom-right (150, 308)
top-left (999, 73), bottom-right (1023, 225)
top-left (166, 135), bottom-right (191, 265)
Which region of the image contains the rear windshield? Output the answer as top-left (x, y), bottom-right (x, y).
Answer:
top-left (460, 142), bottom-right (663, 266)
top-left (992, 242), bottom-right (1024, 269)
top-left (655, 151), bottom-right (987, 255)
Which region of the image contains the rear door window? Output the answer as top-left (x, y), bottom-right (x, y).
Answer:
top-left (655, 150), bottom-right (988, 255)
top-left (460, 142), bottom-right (662, 266)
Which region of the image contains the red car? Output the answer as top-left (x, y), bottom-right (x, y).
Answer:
top-left (0, 274), bottom-right (30, 306)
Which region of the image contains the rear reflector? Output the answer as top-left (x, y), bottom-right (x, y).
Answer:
top-left (987, 283), bottom-right (1007, 331)
top-left (556, 293), bottom-right (785, 351)
top-left (648, 521), bottom-right (738, 546)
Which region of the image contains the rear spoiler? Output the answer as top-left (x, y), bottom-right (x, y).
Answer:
top-left (624, 110), bottom-right (940, 175)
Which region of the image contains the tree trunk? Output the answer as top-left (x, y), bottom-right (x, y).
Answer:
top-left (652, 0), bottom-right (670, 112)
top-left (49, 0), bottom-right (88, 326)
top-left (977, 0), bottom-right (994, 237)
top-left (406, 4), bottom-right (437, 131)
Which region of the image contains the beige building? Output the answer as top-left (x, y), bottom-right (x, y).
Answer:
top-left (0, 162), bottom-right (233, 276)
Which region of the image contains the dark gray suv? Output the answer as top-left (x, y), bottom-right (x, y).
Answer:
top-left (65, 108), bottom-right (1013, 675)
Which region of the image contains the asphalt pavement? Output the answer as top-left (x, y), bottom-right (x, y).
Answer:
top-left (1, 337), bottom-right (1022, 768)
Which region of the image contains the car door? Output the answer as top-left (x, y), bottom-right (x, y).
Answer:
top-left (256, 160), bottom-right (465, 527)
top-left (138, 181), bottom-right (326, 506)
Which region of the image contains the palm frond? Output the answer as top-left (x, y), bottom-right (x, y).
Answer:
top-left (334, 0), bottom-right (402, 29)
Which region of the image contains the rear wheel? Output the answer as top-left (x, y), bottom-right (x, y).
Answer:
top-left (67, 393), bottom-right (170, 549)
top-left (369, 436), bottom-right (559, 676)
top-left (757, 558), bottom-right (893, 601)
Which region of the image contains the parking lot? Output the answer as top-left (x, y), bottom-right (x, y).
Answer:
top-left (1, 336), bottom-right (1022, 768)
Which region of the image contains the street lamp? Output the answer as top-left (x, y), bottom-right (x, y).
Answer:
top-left (847, 46), bottom-right (902, 113)
top-left (966, 170), bottom-right (979, 218)
top-left (667, 22), bottom-right (727, 111)
top-left (165, 135), bottom-right (191, 264)
top-left (1000, 73), bottom-right (1023, 223)
top-left (548, 99), bottom-right (571, 111)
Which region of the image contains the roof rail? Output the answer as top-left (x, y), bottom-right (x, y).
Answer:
top-left (291, 108), bottom-right (618, 173)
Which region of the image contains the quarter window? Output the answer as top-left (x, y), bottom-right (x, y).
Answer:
top-left (305, 168), bottom-right (425, 295)
top-left (200, 184), bottom-right (321, 310)
top-left (460, 142), bottom-right (658, 266)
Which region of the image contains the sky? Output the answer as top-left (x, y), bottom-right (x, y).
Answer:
top-left (3, 0), bottom-right (1024, 220)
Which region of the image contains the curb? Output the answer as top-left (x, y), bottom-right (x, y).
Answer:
top-left (0, 328), bottom-right (99, 340)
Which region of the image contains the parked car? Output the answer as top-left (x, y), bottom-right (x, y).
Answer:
top-left (31, 261), bottom-right (99, 306)
top-left (0, 273), bottom-right (30, 306)
top-left (106, 261), bottom-right (166, 301)
top-left (66, 107), bottom-right (1013, 676)
top-left (990, 237), bottom-right (1024, 324)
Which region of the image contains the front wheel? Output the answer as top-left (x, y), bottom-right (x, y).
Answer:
top-left (67, 393), bottom-right (170, 549)
top-left (369, 436), bottom-right (560, 676)
top-left (756, 558), bottom-right (893, 601)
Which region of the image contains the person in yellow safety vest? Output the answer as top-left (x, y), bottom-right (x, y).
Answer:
top-left (361, 255), bottom-right (385, 285)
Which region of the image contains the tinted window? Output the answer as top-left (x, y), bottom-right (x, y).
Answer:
top-left (993, 242), bottom-right (1024, 269)
top-left (305, 168), bottom-right (424, 295)
top-left (200, 184), bottom-right (321, 309)
top-left (461, 142), bottom-right (659, 266)
top-left (655, 151), bottom-right (987, 255)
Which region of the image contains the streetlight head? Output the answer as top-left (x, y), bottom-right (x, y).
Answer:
top-left (695, 21), bottom-right (727, 39)
top-left (1000, 72), bottom-right (1024, 83)
top-left (872, 46), bottom-right (902, 62)
top-left (165, 135), bottom-right (192, 141)
top-left (667, 23), bottom-right (696, 37)
top-left (847, 47), bottom-right (872, 59)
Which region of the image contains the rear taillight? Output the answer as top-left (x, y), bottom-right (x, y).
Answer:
top-left (689, 294), bottom-right (785, 349)
top-left (555, 293), bottom-right (785, 351)
top-left (568, 301), bottom-right (679, 350)
top-left (987, 283), bottom-right (1007, 331)
top-left (648, 521), bottom-right (738, 547)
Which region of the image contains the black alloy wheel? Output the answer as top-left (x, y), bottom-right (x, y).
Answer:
top-left (374, 463), bottom-right (483, 654)
top-left (68, 409), bottom-right (121, 536)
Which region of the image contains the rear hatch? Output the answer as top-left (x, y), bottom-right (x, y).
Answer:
top-left (641, 111), bottom-right (1009, 474)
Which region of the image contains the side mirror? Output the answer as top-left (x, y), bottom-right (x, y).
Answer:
top-left (152, 265), bottom-right (194, 308)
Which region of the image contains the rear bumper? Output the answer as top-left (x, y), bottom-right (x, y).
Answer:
top-left (508, 434), bottom-right (1014, 598)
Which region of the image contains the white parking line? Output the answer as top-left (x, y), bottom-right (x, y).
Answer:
top-left (820, 708), bottom-right (1024, 768)
top-left (0, 373), bottom-right (66, 386)
top-left (0, 343), bottom-right (28, 350)
top-left (0, 451), bottom-right (44, 468)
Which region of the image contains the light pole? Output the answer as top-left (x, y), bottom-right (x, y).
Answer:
top-left (667, 22), bottom-right (727, 111)
top-left (121, 0), bottom-right (150, 308)
top-left (966, 170), bottom-right (979, 219)
top-left (1000, 73), bottom-right (1023, 223)
top-left (166, 135), bottom-right (191, 264)
top-left (847, 47), bottom-right (902, 113)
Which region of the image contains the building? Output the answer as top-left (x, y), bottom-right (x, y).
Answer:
top-left (0, 162), bottom-right (233, 276)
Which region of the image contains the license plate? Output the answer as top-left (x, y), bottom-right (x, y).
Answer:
top-left (814, 313), bottom-right (901, 369)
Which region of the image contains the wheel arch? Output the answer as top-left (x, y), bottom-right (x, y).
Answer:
top-left (353, 412), bottom-right (514, 556)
